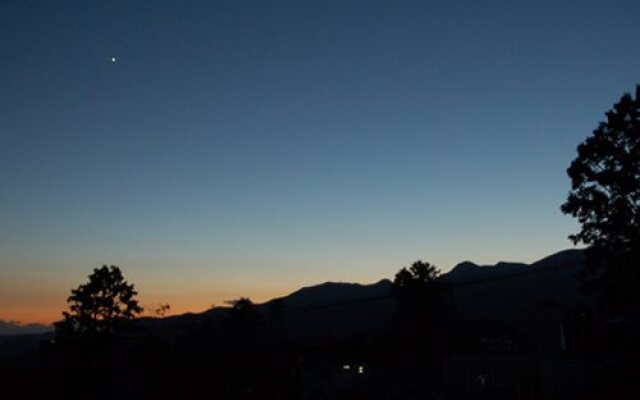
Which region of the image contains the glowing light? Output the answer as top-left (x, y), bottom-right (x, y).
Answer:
top-left (342, 364), bottom-right (351, 370)
top-left (358, 366), bottom-right (364, 374)
top-left (110, 57), bottom-right (117, 63)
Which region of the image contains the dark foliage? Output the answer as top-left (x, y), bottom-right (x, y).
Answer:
top-left (561, 85), bottom-right (640, 315)
top-left (54, 265), bottom-right (143, 339)
top-left (392, 260), bottom-right (452, 328)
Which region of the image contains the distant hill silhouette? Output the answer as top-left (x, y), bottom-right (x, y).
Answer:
top-left (443, 249), bottom-right (586, 321)
top-left (267, 279), bottom-right (393, 311)
top-left (441, 261), bottom-right (529, 284)
top-left (440, 249), bottom-right (585, 285)
top-left (261, 249), bottom-right (587, 343)
top-left (1, 249), bottom-right (587, 354)
top-left (87, 249), bottom-right (590, 335)
top-left (0, 320), bottom-right (51, 336)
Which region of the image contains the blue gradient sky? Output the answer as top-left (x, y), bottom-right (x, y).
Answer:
top-left (1, 0), bottom-right (639, 323)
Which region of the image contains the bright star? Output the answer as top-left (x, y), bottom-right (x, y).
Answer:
top-left (110, 57), bottom-right (117, 63)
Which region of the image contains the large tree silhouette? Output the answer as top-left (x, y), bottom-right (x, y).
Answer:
top-left (561, 85), bottom-right (640, 314)
top-left (55, 265), bottom-right (143, 338)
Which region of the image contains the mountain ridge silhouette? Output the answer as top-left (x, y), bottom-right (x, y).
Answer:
top-left (1, 249), bottom-right (585, 340)
top-left (135, 248), bottom-right (587, 342)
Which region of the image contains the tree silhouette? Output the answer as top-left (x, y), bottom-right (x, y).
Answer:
top-left (393, 260), bottom-right (450, 322)
top-left (561, 85), bottom-right (640, 314)
top-left (150, 303), bottom-right (171, 317)
top-left (391, 260), bottom-right (452, 391)
top-left (55, 265), bottom-right (143, 338)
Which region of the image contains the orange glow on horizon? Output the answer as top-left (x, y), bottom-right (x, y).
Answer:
top-left (3, 285), bottom-right (297, 326)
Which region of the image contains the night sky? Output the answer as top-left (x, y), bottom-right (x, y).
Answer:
top-left (2, 0), bottom-right (639, 324)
